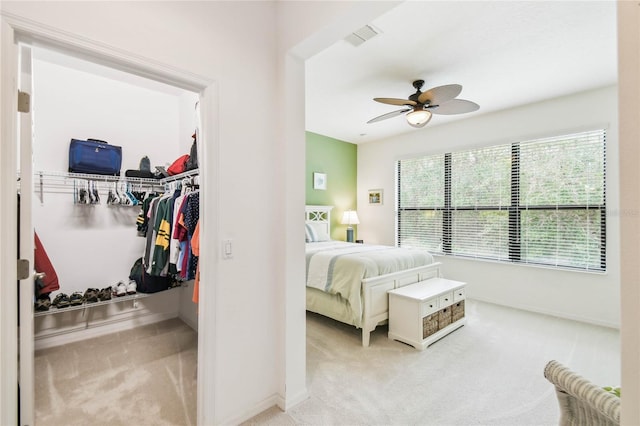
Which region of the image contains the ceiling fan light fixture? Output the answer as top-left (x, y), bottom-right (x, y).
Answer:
top-left (368, 81), bottom-right (478, 127)
top-left (406, 109), bottom-right (432, 128)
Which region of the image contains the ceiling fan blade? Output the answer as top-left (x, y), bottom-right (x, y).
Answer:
top-left (367, 108), bottom-right (411, 124)
top-left (418, 84), bottom-right (462, 106)
top-left (374, 97), bottom-right (417, 107)
top-left (429, 99), bottom-right (480, 115)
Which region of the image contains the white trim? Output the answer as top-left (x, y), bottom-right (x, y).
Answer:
top-left (278, 388), bottom-right (310, 411)
top-left (0, 13), bottom-right (219, 426)
top-left (34, 312), bottom-right (179, 351)
top-left (470, 296), bottom-right (619, 330)
top-left (0, 17), bottom-right (20, 426)
top-left (18, 43), bottom-right (35, 426)
top-left (618, 3), bottom-right (640, 425)
top-left (224, 393), bottom-right (280, 425)
top-left (1, 11), bottom-right (210, 92)
top-left (196, 75), bottom-right (220, 426)
top-left (280, 53), bottom-right (309, 416)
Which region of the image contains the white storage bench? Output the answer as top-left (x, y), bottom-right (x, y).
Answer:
top-left (388, 278), bottom-right (466, 350)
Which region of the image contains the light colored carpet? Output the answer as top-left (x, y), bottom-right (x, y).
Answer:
top-left (248, 299), bottom-right (620, 426)
top-left (35, 301), bottom-right (620, 426)
top-left (34, 318), bottom-right (197, 426)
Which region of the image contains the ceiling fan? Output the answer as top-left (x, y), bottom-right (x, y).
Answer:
top-left (367, 80), bottom-right (480, 128)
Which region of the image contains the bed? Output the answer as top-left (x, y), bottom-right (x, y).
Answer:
top-left (305, 205), bottom-right (441, 347)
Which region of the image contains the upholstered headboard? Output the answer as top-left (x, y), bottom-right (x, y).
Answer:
top-left (305, 205), bottom-right (333, 241)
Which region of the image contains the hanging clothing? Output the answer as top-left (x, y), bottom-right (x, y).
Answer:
top-left (150, 189), bottom-right (180, 276)
top-left (34, 231), bottom-right (60, 296)
top-left (144, 195), bottom-right (162, 271)
top-left (138, 176), bottom-right (200, 283)
top-left (191, 220), bottom-right (200, 304)
top-left (169, 193), bottom-right (187, 274)
top-left (183, 192), bottom-right (200, 280)
top-left (174, 193), bottom-right (191, 279)
top-left (136, 193), bottom-right (158, 237)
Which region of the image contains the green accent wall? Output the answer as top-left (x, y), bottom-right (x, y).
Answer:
top-left (306, 131), bottom-right (357, 241)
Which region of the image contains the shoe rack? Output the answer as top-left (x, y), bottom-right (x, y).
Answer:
top-left (33, 289), bottom-right (178, 317)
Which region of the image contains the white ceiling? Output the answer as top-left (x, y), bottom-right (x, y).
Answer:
top-left (305, 1), bottom-right (618, 144)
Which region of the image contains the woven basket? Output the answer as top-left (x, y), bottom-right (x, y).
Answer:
top-left (544, 360), bottom-right (620, 426)
top-left (422, 313), bottom-right (439, 339)
top-left (452, 300), bottom-right (465, 322)
top-left (438, 307), bottom-right (452, 329)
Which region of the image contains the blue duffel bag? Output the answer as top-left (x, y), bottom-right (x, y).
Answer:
top-left (68, 138), bottom-right (122, 176)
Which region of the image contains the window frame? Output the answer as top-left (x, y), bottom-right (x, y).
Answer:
top-left (396, 130), bottom-right (607, 272)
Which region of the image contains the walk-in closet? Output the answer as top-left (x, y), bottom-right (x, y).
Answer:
top-left (25, 45), bottom-right (200, 425)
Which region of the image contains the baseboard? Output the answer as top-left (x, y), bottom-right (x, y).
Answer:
top-left (221, 393), bottom-right (280, 425)
top-left (178, 283), bottom-right (199, 331)
top-left (277, 388), bottom-right (309, 411)
top-left (178, 311), bottom-right (198, 332)
top-left (213, 386), bottom-right (309, 424)
top-left (34, 311), bottom-right (178, 350)
top-left (469, 296), bottom-right (620, 329)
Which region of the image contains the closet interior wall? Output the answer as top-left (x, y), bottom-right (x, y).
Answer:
top-left (31, 46), bottom-right (199, 349)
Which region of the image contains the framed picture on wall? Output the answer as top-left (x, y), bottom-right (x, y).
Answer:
top-left (313, 172), bottom-right (327, 190)
top-left (368, 189), bottom-right (383, 205)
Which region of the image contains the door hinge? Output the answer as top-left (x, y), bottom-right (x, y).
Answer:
top-left (17, 259), bottom-right (30, 280)
top-left (17, 90), bottom-right (30, 113)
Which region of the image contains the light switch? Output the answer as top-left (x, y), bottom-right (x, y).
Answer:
top-left (223, 239), bottom-right (233, 259)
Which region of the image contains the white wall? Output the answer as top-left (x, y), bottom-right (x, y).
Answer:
top-left (32, 55), bottom-right (192, 172)
top-left (358, 85), bottom-right (620, 328)
top-left (1, 2), bottom-right (282, 424)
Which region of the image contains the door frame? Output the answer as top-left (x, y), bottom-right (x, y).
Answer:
top-left (17, 42), bottom-right (34, 426)
top-left (0, 13), bottom-right (219, 425)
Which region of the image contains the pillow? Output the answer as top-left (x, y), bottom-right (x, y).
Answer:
top-left (306, 222), bottom-right (330, 242)
top-left (305, 223), bottom-right (318, 242)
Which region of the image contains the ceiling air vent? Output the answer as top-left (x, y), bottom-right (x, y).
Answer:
top-left (345, 24), bottom-right (380, 47)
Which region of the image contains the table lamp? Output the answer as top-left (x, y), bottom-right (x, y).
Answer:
top-left (341, 210), bottom-right (360, 242)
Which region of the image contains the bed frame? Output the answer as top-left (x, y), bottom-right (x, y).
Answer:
top-left (305, 205), bottom-right (442, 347)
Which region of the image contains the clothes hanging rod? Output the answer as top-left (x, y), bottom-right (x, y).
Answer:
top-left (30, 170), bottom-right (200, 202)
top-left (32, 168), bottom-right (198, 185)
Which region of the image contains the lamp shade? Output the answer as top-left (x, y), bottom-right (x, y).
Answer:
top-left (341, 210), bottom-right (360, 226)
top-left (406, 109), bottom-right (432, 128)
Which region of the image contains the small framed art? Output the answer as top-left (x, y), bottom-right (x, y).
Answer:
top-left (313, 172), bottom-right (327, 190)
top-left (368, 189), bottom-right (383, 205)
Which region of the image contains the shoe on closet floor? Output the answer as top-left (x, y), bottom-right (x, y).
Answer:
top-left (52, 293), bottom-right (70, 309)
top-left (98, 287), bottom-right (112, 301)
top-left (126, 280), bottom-right (137, 295)
top-left (69, 291), bottom-right (84, 306)
top-left (34, 294), bottom-right (51, 312)
top-left (84, 288), bottom-right (99, 303)
top-left (115, 281), bottom-right (127, 297)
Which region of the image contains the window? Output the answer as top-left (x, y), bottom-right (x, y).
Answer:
top-left (397, 129), bottom-right (606, 271)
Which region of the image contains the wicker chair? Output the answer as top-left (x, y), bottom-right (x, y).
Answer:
top-left (544, 360), bottom-right (620, 426)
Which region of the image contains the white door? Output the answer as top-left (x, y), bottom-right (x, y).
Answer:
top-left (17, 43), bottom-right (35, 426)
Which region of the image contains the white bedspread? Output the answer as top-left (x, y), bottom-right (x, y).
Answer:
top-left (305, 241), bottom-right (434, 325)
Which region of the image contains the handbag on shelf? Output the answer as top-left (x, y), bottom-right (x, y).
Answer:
top-left (68, 138), bottom-right (122, 176)
top-left (167, 154), bottom-right (190, 176)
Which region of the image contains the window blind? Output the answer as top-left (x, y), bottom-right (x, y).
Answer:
top-left (397, 129), bottom-right (606, 271)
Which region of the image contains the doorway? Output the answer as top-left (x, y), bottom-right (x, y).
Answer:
top-left (1, 20), bottom-right (215, 425)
